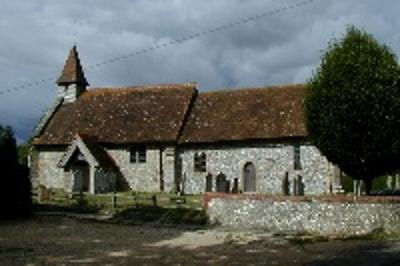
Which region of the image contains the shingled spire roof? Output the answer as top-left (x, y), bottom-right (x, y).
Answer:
top-left (56, 46), bottom-right (89, 86)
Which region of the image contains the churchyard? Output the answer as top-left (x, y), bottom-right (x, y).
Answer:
top-left (1, 214), bottom-right (400, 265)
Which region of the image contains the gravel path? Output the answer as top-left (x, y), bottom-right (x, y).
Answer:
top-left (0, 215), bottom-right (399, 265)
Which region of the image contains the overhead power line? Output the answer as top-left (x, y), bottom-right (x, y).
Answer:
top-left (0, 0), bottom-right (316, 96)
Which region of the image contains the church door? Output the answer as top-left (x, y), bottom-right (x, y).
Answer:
top-left (243, 162), bottom-right (256, 192)
top-left (73, 161), bottom-right (90, 192)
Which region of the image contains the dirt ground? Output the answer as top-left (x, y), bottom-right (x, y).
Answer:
top-left (1, 215), bottom-right (400, 265)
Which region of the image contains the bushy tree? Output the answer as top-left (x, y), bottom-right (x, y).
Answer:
top-left (0, 125), bottom-right (31, 218)
top-left (305, 26), bottom-right (400, 194)
top-left (18, 139), bottom-right (32, 166)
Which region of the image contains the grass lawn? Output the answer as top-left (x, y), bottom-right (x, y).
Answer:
top-left (33, 189), bottom-right (206, 225)
top-left (341, 175), bottom-right (391, 193)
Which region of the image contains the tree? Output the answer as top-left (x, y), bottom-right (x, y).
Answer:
top-left (18, 138), bottom-right (32, 166)
top-left (0, 125), bottom-right (31, 218)
top-left (305, 26), bottom-right (400, 195)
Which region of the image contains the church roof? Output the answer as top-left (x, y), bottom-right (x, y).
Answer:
top-left (33, 82), bottom-right (308, 146)
top-left (33, 83), bottom-right (196, 145)
top-left (179, 84), bottom-right (307, 144)
top-left (56, 46), bottom-right (89, 86)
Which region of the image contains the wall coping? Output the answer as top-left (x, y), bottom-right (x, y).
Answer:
top-left (203, 193), bottom-right (400, 208)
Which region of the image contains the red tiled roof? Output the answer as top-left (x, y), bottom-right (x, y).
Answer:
top-left (178, 84), bottom-right (307, 144)
top-left (34, 83), bottom-right (196, 145)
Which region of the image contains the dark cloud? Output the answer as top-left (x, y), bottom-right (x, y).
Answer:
top-left (1, 0), bottom-right (399, 142)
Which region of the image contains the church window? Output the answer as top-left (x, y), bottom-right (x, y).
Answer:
top-left (130, 146), bottom-right (146, 163)
top-left (294, 144), bottom-right (301, 170)
top-left (194, 152), bottom-right (206, 172)
top-left (205, 173), bottom-right (213, 192)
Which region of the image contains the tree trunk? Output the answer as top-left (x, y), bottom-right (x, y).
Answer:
top-left (365, 179), bottom-right (372, 195)
top-left (353, 179), bottom-right (362, 196)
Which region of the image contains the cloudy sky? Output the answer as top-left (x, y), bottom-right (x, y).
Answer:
top-left (1, 0), bottom-right (400, 143)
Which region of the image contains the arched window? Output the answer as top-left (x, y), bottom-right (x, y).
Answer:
top-left (294, 144), bottom-right (301, 170)
top-left (205, 173), bottom-right (213, 192)
top-left (243, 162), bottom-right (256, 192)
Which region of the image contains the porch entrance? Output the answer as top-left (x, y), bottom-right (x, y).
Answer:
top-left (72, 161), bottom-right (90, 192)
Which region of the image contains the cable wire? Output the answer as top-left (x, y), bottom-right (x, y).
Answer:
top-left (0, 0), bottom-right (316, 95)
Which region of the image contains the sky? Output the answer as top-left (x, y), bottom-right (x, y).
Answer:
top-left (1, 0), bottom-right (400, 143)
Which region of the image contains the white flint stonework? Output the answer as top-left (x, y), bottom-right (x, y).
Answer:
top-left (206, 197), bottom-right (400, 235)
top-left (180, 143), bottom-right (332, 195)
top-left (35, 143), bottom-right (335, 195)
top-left (36, 145), bottom-right (177, 193)
top-left (37, 149), bottom-right (71, 190)
top-left (107, 147), bottom-right (161, 192)
top-left (107, 146), bottom-right (176, 193)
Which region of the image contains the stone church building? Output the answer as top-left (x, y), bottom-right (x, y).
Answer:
top-left (31, 47), bottom-right (342, 195)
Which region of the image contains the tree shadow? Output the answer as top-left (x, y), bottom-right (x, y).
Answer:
top-left (2, 216), bottom-right (400, 265)
top-left (303, 240), bottom-right (400, 266)
top-left (107, 205), bottom-right (208, 227)
top-left (0, 215), bottom-right (221, 265)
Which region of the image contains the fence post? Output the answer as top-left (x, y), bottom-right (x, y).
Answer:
top-left (111, 191), bottom-right (117, 209)
top-left (152, 195), bottom-right (157, 207)
top-left (133, 193), bottom-right (138, 208)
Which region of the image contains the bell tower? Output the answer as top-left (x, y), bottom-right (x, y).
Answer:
top-left (56, 46), bottom-right (89, 103)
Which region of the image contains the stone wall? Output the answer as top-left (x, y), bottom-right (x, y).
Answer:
top-left (36, 148), bottom-right (72, 190)
top-left (107, 147), bottom-right (161, 192)
top-left (180, 143), bottom-right (334, 195)
top-left (205, 194), bottom-right (400, 235)
top-left (107, 146), bottom-right (176, 192)
top-left (35, 145), bottom-right (177, 193)
top-left (35, 142), bottom-right (336, 195)
top-left (94, 169), bottom-right (116, 193)
top-left (162, 147), bottom-right (176, 193)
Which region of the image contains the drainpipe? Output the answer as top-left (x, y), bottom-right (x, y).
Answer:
top-left (159, 148), bottom-right (164, 192)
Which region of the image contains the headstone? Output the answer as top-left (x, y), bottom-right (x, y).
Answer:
top-left (387, 175), bottom-right (393, 189)
top-left (298, 175), bottom-right (304, 196)
top-left (216, 173), bottom-right (226, 192)
top-left (232, 178), bottom-right (239, 194)
top-left (225, 180), bottom-right (230, 193)
top-left (282, 172), bottom-right (289, 196)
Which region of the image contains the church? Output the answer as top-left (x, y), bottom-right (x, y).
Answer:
top-left (30, 46), bottom-right (342, 195)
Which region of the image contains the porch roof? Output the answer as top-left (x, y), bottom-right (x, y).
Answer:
top-left (58, 135), bottom-right (117, 171)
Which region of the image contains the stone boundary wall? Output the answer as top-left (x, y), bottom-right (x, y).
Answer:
top-left (204, 193), bottom-right (400, 235)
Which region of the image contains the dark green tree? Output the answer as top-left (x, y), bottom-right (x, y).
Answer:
top-left (0, 125), bottom-right (31, 218)
top-left (305, 26), bottom-right (400, 195)
top-left (18, 138), bottom-right (32, 166)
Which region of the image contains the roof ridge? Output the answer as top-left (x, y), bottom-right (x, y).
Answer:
top-left (93, 82), bottom-right (196, 89)
top-left (83, 82), bottom-right (197, 96)
top-left (200, 84), bottom-right (305, 95)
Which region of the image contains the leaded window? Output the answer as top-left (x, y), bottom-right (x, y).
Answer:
top-left (194, 152), bottom-right (206, 172)
top-left (130, 146), bottom-right (146, 163)
top-left (294, 144), bottom-right (301, 170)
